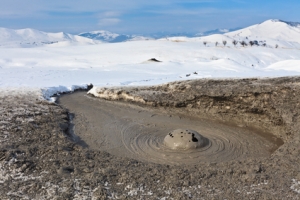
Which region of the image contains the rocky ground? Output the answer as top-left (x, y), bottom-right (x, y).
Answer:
top-left (1, 77), bottom-right (300, 199)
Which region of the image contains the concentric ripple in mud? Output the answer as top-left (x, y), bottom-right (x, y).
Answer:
top-left (59, 92), bottom-right (281, 165)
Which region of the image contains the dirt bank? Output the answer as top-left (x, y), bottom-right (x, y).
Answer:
top-left (1, 77), bottom-right (300, 199)
top-left (88, 77), bottom-right (300, 143)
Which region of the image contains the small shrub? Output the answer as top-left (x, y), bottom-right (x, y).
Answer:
top-left (240, 41), bottom-right (247, 47)
top-left (232, 40), bottom-right (238, 46)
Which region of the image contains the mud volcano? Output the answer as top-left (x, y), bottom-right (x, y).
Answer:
top-left (59, 88), bottom-right (281, 165)
top-left (2, 77), bottom-right (300, 199)
top-left (164, 129), bottom-right (208, 150)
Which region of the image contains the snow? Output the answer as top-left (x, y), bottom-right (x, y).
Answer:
top-left (266, 60), bottom-right (300, 72)
top-left (291, 179), bottom-right (300, 194)
top-left (0, 27), bottom-right (99, 48)
top-left (0, 19), bottom-right (300, 100)
top-left (226, 20), bottom-right (300, 42)
top-left (161, 19), bottom-right (300, 49)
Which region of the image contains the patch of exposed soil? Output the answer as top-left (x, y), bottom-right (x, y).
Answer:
top-left (1, 77), bottom-right (300, 199)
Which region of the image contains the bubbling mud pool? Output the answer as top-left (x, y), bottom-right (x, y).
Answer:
top-left (58, 91), bottom-right (282, 165)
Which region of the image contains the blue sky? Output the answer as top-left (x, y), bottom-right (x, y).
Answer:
top-left (0, 0), bottom-right (299, 34)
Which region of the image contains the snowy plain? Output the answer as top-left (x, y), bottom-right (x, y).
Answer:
top-left (0, 19), bottom-right (300, 100)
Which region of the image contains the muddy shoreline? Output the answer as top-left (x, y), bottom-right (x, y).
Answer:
top-left (1, 77), bottom-right (300, 199)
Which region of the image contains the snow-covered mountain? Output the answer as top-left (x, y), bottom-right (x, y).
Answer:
top-left (160, 19), bottom-right (300, 49)
top-left (78, 19), bottom-right (300, 44)
top-left (147, 32), bottom-right (196, 39)
top-left (77, 29), bottom-right (240, 42)
top-left (79, 30), bottom-right (153, 43)
top-left (1, 19), bottom-right (300, 48)
top-left (79, 30), bottom-right (207, 42)
top-left (1, 19), bottom-right (300, 95)
top-left (225, 19), bottom-right (300, 42)
top-left (0, 27), bottom-right (99, 47)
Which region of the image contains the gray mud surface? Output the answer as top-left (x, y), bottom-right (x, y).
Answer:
top-left (1, 77), bottom-right (300, 199)
top-left (59, 92), bottom-right (280, 165)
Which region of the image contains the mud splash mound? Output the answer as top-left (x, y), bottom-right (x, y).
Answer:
top-left (164, 129), bottom-right (208, 150)
top-left (1, 77), bottom-right (300, 199)
top-left (59, 92), bottom-right (279, 165)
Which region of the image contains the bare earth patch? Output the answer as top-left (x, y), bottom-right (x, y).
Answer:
top-left (1, 77), bottom-right (300, 199)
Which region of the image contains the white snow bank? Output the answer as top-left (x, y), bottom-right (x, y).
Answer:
top-left (0, 39), bottom-right (300, 100)
top-left (265, 60), bottom-right (300, 72)
top-left (41, 84), bottom-right (90, 102)
top-left (0, 85), bottom-right (90, 102)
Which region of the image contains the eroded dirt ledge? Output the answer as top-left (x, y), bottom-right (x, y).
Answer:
top-left (89, 77), bottom-right (300, 142)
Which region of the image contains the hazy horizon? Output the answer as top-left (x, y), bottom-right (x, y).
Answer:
top-left (1, 0), bottom-right (299, 34)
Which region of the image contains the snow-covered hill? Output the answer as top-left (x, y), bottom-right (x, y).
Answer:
top-left (2, 19), bottom-right (300, 48)
top-left (1, 19), bottom-right (300, 98)
top-left (78, 19), bottom-right (300, 48)
top-left (160, 19), bottom-right (300, 49)
top-left (225, 19), bottom-right (300, 42)
top-left (0, 27), bottom-right (99, 47)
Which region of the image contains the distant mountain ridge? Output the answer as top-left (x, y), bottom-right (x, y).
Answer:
top-left (78, 19), bottom-right (300, 43)
top-left (0, 27), bottom-right (98, 47)
top-left (1, 19), bottom-right (300, 47)
top-left (79, 30), bottom-right (153, 43)
top-left (78, 28), bottom-right (241, 43)
top-left (79, 30), bottom-right (130, 43)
